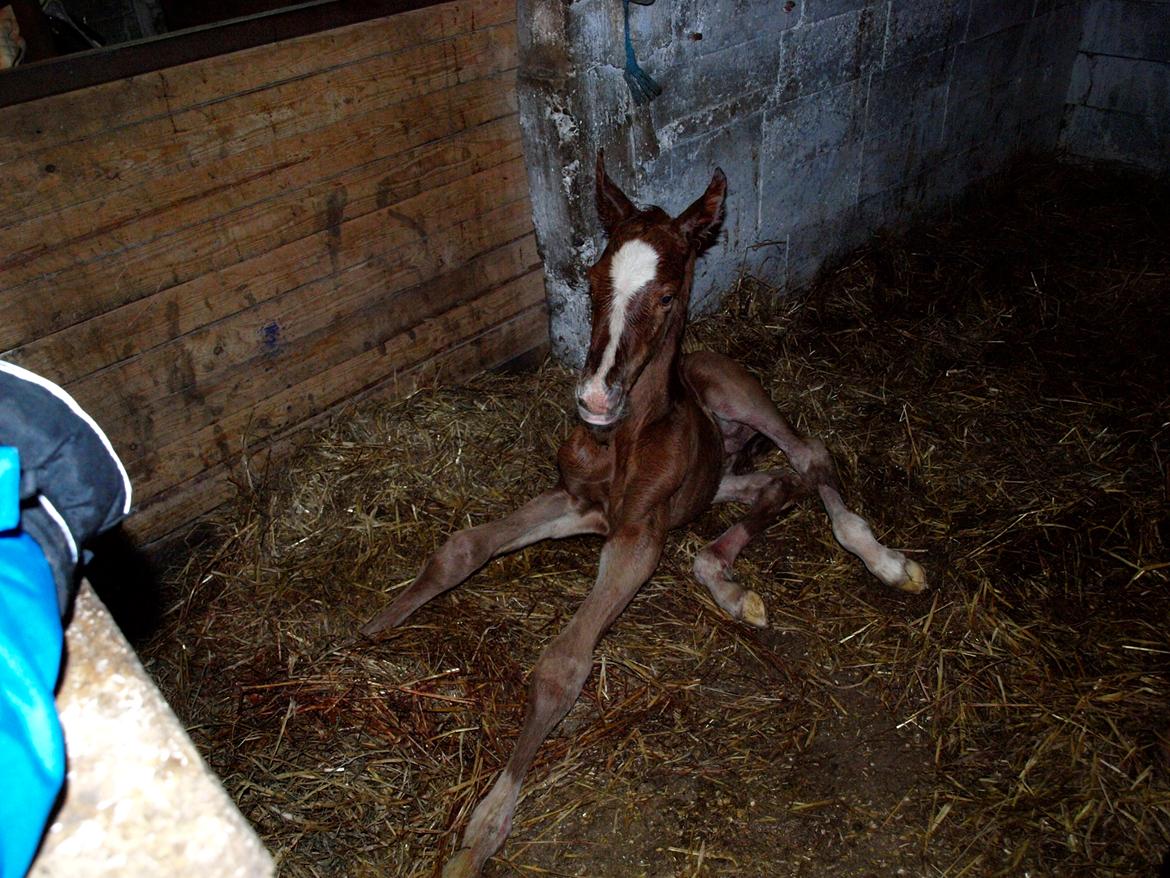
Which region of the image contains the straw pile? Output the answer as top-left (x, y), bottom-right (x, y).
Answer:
top-left (140, 158), bottom-right (1169, 877)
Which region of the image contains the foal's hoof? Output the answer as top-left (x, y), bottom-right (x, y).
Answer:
top-left (359, 616), bottom-right (391, 638)
top-left (359, 604), bottom-right (403, 638)
top-left (441, 849), bottom-right (480, 878)
top-left (895, 559), bottom-right (927, 594)
top-left (741, 590), bottom-right (768, 628)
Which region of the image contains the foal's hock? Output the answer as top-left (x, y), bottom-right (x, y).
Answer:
top-left (361, 155), bottom-right (927, 877)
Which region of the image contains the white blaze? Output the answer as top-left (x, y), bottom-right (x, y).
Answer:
top-left (581, 239), bottom-right (658, 406)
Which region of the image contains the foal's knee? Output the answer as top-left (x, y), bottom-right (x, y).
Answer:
top-left (433, 528), bottom-right (487, 575)
top-left (528, 644), bottom-right (590, 723)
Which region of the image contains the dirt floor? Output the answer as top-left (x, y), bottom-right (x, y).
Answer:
top-left (132, 158), bottom-right (1170, 877)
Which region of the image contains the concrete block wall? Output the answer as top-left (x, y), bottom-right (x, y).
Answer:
top-left (518, 0), bottom-right (1085, 365)
top-left (1061, 0), bottom-right (1170, 174)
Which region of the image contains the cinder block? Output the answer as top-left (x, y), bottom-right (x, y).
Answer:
top-left (943, 80), bottom-right (1021, 155)
top-left (591, 0), bottom-right (677, 58)
top-left (640, 0), bottom-right (680, 54)
top-left (1019, 106), bottom-right (1066, 152)
top-left (520, 0), bottom-right (1117, 368)
top-left (785, 205), bottom-right (875, 288)
top-left (934, 141), bottom-right (1014, 194)
top-left (856, 168), bottom-right (942, 237)
top-left (802, 0), bottom-right (873, 25)
top-left (856, 183), bottom-right (905, 235)
top-left (951, 21), bottom-right (1033, 96)
top-left (652, 33), bottom-right (784, 122)
top-left (1069, 54), bottom-right (1170, 116)
top-left (912, 149), bottom-right (983, 206)
top-left (1081, 0), bottom-right (1170, 62)
top-left (1021, 9), bottom-right (1083, 76)
top-left (868, 47), bottom-right (952, 121)
top-left (965, 0), bottom-right (1034, 41)
top-left (1033, 0), bottom-right (1088, 15)
top-left (568, 0), bottom-right (619, 69)
top-left (740, 236), bottom-right (789, 288)
top-left (656, 88), bottom-right (773, 149)
top-left (660, 113), bottom-right (766, 311)
top-left (774, 5), bottom-right (887, 103)
top-left (760, 79), bottom-right (867, 237)
top-left (1062, 103), bottom-right (1168, 173)
top-left (685, 0), bottom-right (800, 53)
top-left (884, 0), bottom-right (969, 70)
top-left (1065, 52), bottom-right (1093, 103)
top-left (861, 52), bottom-right (950, 198)
top-left (1016, 61), bottom-right (1076, 137)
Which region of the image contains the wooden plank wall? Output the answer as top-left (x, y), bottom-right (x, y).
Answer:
top-left (0, 0), bottom-right (547, 543)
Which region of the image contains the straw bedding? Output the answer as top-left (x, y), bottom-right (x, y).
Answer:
top-left (140, 158), bottom-right (1169, 877)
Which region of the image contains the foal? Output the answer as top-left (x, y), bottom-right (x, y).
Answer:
top-left (362, 156), bottom-right (926, 877)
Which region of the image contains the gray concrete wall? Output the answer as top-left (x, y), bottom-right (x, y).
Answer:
top-left (1061, 0), bottom-right (1170, 175)
top-left (519, 0), bottom-right (1085, 366)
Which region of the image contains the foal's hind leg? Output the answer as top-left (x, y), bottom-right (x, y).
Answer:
top-left (695, 470), bottom-right (802, 627)
top-left (361, 489), bottom-right (606, 636)
top-left (687, 352), bottom-right (926, 592)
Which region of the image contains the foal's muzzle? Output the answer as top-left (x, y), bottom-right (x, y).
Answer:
top-left (575, 380), bottom-right (625, 427)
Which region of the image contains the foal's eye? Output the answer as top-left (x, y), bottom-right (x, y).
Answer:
top-left (660, 294), bottom-right (674, 306)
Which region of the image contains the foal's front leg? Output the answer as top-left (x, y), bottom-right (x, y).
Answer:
top-left (361, 489), bottom-right (606, 636)
top-left (441, 520), bottom-right (666, 878)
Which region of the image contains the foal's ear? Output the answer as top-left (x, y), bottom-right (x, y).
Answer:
top-left (677, 168), bottom-right (727, 253)
top-left (595, 150), bottom-right (637, 234)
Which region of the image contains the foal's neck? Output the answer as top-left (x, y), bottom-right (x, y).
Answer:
top-left (622, 314), bottom-right (688, 435)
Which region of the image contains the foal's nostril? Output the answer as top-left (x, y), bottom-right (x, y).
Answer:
top-left (577, 391), bottom-right (606, 415)
top-left (576, 380), bottom-right (621, 418)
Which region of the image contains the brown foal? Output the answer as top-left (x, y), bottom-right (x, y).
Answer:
top-left (361, 155), bottom-right (926, 877)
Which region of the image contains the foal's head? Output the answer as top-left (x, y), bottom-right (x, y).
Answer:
top-left (575, 154), bottom-right (727, 428)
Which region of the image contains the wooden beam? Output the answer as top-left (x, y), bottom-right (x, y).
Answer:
top-left (0, 0), bottom-right (518, 111)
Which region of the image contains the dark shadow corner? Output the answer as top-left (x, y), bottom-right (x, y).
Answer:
top-left (81, 526), bottom-right (163, 645)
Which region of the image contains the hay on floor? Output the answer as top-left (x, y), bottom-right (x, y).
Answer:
top-left (141, 158), bottom-right (1170, 877)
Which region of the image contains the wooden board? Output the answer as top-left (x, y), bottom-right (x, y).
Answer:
top-left (0, 64), bottom-right (520, 290)
top-left (0, 56), bottom-right (522, 348)
top-left (127, 301), bottom-right (549, 541)
top-left (109, 224), bottom-right (541, 489)
top-left (66, 158), bottom-right (534, 448)
top-left (6, 116), bottom-right (528, 381)
top-left (0, 22), bottom-right (519, 245)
